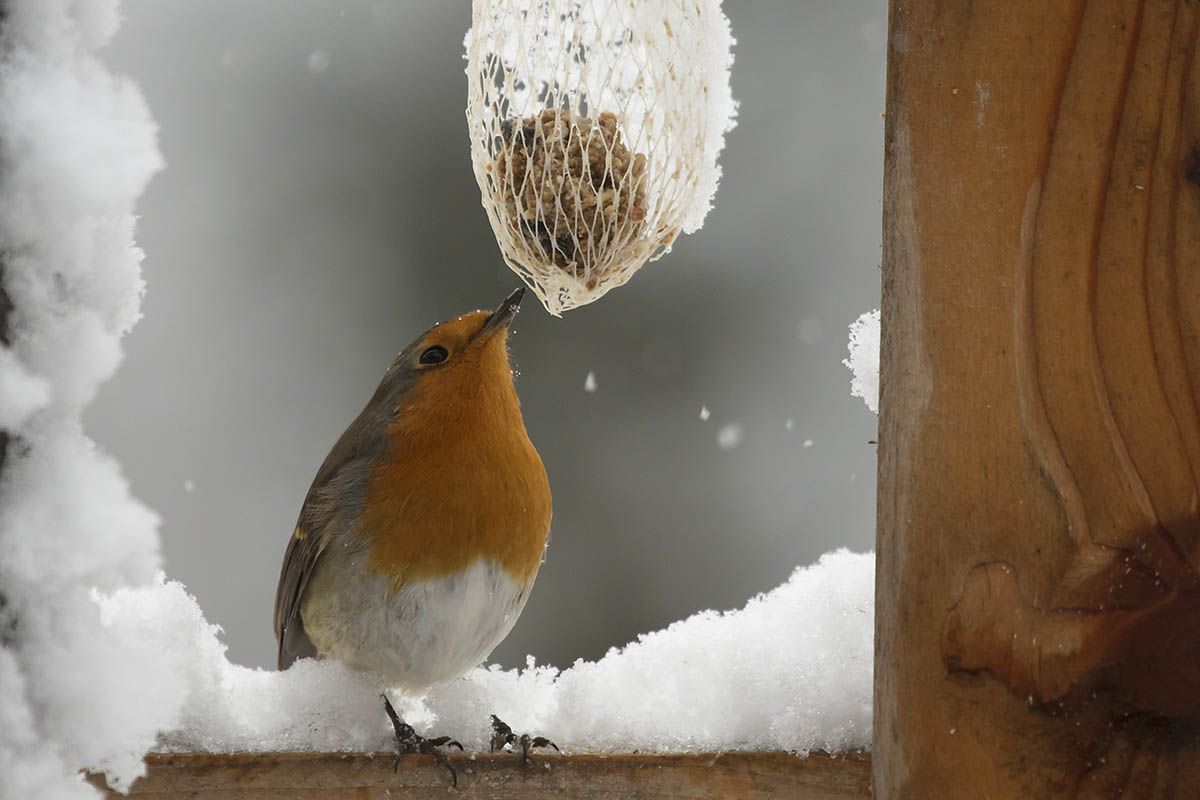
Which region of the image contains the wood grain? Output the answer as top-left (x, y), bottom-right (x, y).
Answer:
top-left (878, 0), bottom-right (1200, 796)
top-left (87, 751), bottom-right (871, 799)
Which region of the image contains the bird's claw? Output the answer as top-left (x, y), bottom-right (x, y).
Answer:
top-left (382, 694), bottom-right (461, 787)
top-left (423, 735), bottom-right (465, 751)
top-left (489, 714), bottom-right (560, 765)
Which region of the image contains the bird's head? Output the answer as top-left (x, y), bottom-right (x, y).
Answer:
top-left (374, 287), bottom-right (528, 427)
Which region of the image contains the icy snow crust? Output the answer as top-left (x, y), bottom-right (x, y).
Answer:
top-left (0, 3), bottom-right (872, 796)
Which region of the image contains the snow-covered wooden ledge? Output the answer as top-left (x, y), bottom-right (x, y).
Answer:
top-left (87, 751), bottom-right (870, 799)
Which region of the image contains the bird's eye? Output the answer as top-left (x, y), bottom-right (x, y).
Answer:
top-left (419, 345), bottom-right (449, 365)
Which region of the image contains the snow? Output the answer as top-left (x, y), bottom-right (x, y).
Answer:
top-left (716, 423), bottom-right (743, 450)
top-left (96, 550), bottom-right (873, 757)
top-left (0, 348), bottom-right (50, 429)
top-left (681, 0), bottom-right (739, 234)
top-left (306, 49), bottom-right (331, 74)
top-left (0, 1), bottom-right (166, 797)
top-left (803, 439), bottom-right (814, 448)
top-left (844, 309), bottom-right (880, 414)
top-left (0, 2), bottom-right (875, 794)
top-left (583, 371), bottom-right (597, 393)
top-left (699, 405), bottom-right (711, 421)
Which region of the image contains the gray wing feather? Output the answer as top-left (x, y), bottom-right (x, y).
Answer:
top-left (273, 394), bottom-right (395, 671)
top-left (273, 526), bottom-right (322, 668)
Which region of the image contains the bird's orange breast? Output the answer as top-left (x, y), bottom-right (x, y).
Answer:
top-left (359, 350), bottom-right (551, 589)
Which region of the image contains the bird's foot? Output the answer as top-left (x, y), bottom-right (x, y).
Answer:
top-left (381, 694), bottom-right (463, 787)
top-left (489, 714), bottom-right (560, 766)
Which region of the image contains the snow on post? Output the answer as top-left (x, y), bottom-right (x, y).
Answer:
top-left (0, 1), bottom-right (168, 797)
top-left (844, 309), bottom-right (880, 414)
top-left (465, 0), bottom-right (737, 315)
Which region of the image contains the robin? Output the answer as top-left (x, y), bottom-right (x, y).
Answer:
top-left (273, 287), bottom-right (555, 783)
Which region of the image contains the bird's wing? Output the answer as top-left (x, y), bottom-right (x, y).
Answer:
top-left (273, 409), bottom-right (386, 671)
top-left (273, 517), bottom-right (323, 669)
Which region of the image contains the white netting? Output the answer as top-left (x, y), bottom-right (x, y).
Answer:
top-left (465, 0), bottom-right (736, 315)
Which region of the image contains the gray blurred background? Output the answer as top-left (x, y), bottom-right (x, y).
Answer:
top-left (90, 1), bottom-right (884, 671)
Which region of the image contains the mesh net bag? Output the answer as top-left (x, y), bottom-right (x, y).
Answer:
top-left (465, 0), bottom-right (736, 315)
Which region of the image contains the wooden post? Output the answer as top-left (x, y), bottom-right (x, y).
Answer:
top-left (876, 0), bottom-right (1200, 796)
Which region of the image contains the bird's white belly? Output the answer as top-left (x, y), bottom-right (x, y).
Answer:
top-left (302, 556), bottom-right (531, 691)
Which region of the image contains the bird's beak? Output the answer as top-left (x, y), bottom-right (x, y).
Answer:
top-left (478, 286), bottom-right (525, 340)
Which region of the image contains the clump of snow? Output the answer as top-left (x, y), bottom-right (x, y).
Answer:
top-left (803, 439), bottom-right (814, 448)
top-left (306, 49), bottom-right (331, 74)
top-left (844, 309), bottom-right (880, 414)
top-left (716, 422), bottom-right (743, 450)
top-left (97, 550), bottom-right (872, 757)
top-left (583, 371), bottom-right (597, 393)
top-left (699, 405), bottom-right (711, 421)
top-left (0, 1), bottom-right (166, 797)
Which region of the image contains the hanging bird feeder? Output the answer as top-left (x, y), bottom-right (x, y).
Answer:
top-left (465, 0), bottom-right (736, 314)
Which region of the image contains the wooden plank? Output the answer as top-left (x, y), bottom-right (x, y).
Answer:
top-left (87, 751), bottom-right (870, 799)
top-left (877, 0), bottom-right (1200, 796)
